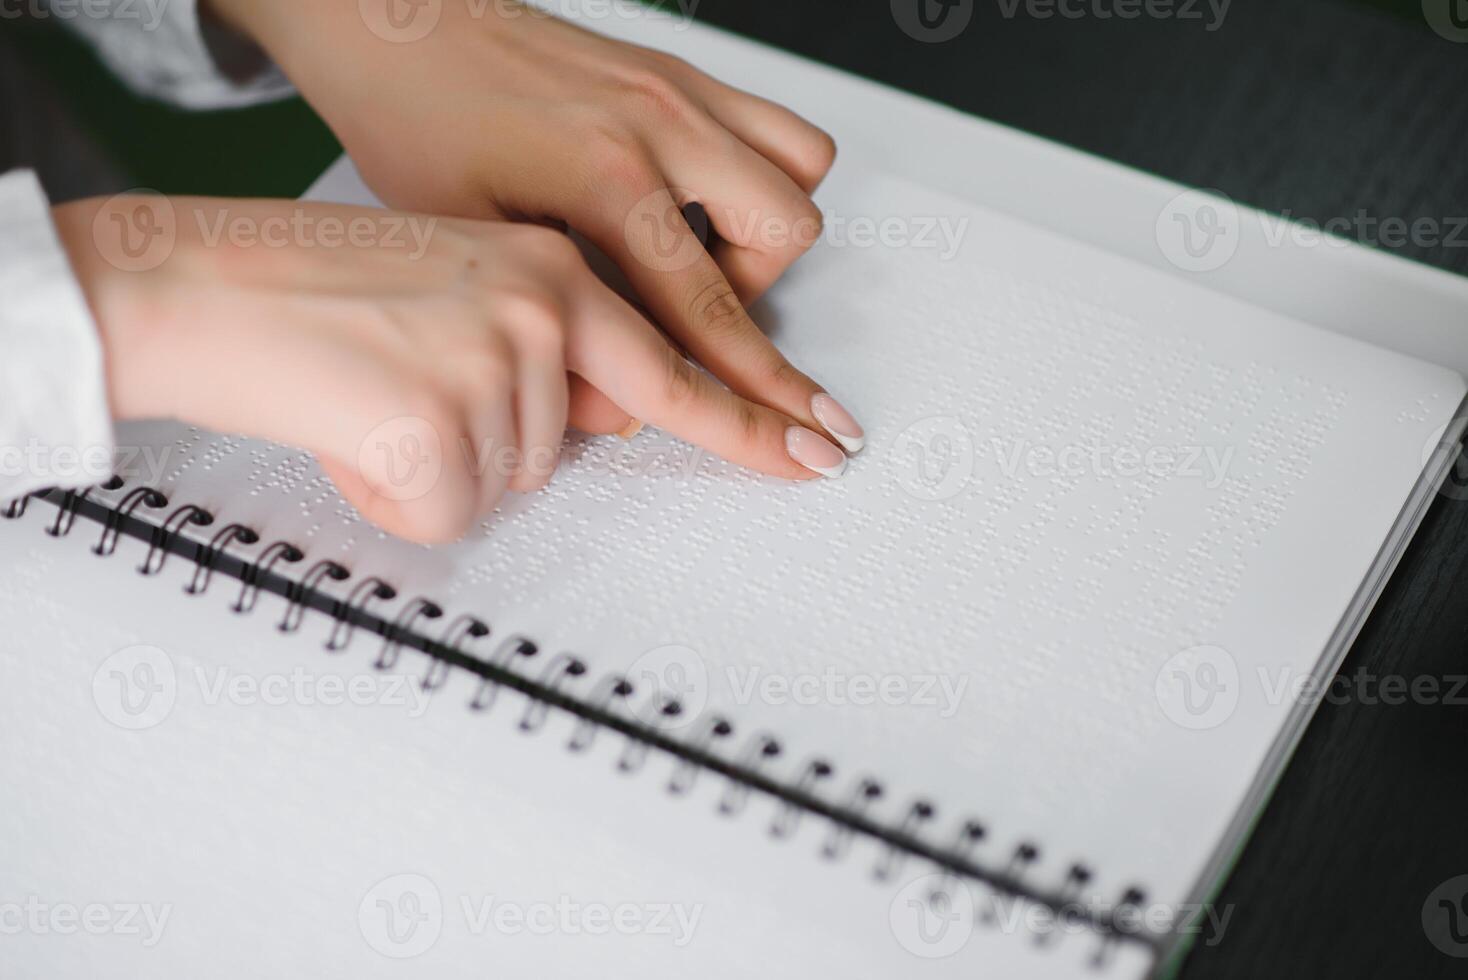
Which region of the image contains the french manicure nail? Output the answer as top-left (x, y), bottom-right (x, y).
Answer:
top-left (811, 393), bottom-right (865, 453)
top-left (786, 427), bottom-right (847, 479)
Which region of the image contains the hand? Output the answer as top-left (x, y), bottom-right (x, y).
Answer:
top-left (54, 195), bottom-right (852, 544)
top-left (208, 0), bottom-right (866, 456)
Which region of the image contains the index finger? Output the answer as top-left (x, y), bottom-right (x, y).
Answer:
top-left (566, 280), bottom-right (849, 482)
top-left (581, 181), bottom-right (864, 456)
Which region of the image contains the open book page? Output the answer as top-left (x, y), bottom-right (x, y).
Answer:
top-left (102, 157), bottom-right (1465, 925)
top-left (0, 507), bottom-right (1154, 978)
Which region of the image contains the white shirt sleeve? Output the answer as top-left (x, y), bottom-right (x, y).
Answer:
top-left (0, 2), bottom-right (298, 505)
top-left (0, 170), bottom-right (116, 501)
top-left (53, 0), bottom-right (294, 109)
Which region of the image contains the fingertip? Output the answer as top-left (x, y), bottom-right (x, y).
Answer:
top-left (784, 426), bottom-right (847, 480)
top-left (319, 454), bottom-right (480, 545)
top-left (506, 445), bottom-right (562, 494)
top-left (810, 392), bottom-right (866, 454)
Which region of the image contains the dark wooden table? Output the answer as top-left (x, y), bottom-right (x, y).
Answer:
top-left (680, 1), bottom-right (1468, 976)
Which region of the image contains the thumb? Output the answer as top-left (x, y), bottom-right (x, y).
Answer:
top-left (567, 373), bottom-right (637, 436)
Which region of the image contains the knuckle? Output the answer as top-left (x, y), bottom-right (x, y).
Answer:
top-left (769, 356), bottom-right (810, 392)
top-left (660, 344), bottom-right (701, 409)
top-left (583, 126), bottom-right (655, 189)
top-left (499, 288), bottom-right (567, 342)
top-left (493, 284), bottom-right (560, 327)
top-left (442, 220), bottom-right (491, 257)
top-left (732, 398), bottom-right (764, 447)
top-left (516, 224), bottom-right (578, 261)
top-left (614, 67), bottom-right (695, 122)
top-left (455, 333), bottom-right (516, 390)
top-left (685, 276), bottom-right (749, 341)
top-left (640, 47), bottom-right (694, 77)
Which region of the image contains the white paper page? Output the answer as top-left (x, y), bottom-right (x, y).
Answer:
top-left (104, 155), bottom-right (1465, 926)
top-left (0, 507), bottom-right (1152, 979)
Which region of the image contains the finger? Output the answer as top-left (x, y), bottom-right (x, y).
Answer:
top-left (317, 405), bottom-right (482, 546)
top-left (665, 134), bottom-right (826, 305)
top-left (506, 344), bottom-right (569, 494)
top-left (467, 380), bottom-right (520, 518)
top-left (683, 82), bottom-right (838, 194)
top-left (318, 454), bottom-right (465, 545)
top-left (640, 54), bottom-right (837, 194)
top-left (566, 280), bottom-right (848, 481)
top-left (567, 373), bottom-right (635, 436)
top-left (584, 181), bottom-right (846, 447)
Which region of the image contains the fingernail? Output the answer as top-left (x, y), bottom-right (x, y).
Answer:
top-left (811, 393), bottom-right (865, 453)
top-left (617, 419), bottom-right (645, 441)
top-left (786, 427), bottom-right (847, 479)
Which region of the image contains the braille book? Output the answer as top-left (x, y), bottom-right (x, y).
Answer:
top-left (3, 11), bottom-right (1465, 979)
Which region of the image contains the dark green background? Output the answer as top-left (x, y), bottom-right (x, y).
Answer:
top-left (1, 0), bottom-right (1442, 198)
top-left (6, 15), bottom-right (337, 197)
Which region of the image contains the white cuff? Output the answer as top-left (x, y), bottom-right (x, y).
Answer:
top-left (55, 0), bottom-right (294, 110)
top-left (0, 171), bottom-right (117, 500)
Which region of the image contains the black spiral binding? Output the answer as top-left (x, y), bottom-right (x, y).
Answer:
top-left (3, 478), bottom-right (1163, 965)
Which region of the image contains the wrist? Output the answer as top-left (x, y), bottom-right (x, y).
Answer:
top-left (203, 0), bottom-right (338, 71)
top-left (201, 0), bottom-right (367, 104)
top-left (50, 200), bottom-right (175, 423)
top-left (202, 0), bottom-right (290, 47)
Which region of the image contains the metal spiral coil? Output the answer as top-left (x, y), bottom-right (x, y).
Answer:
top-left (376, 598), bottom-right (444, 670)
top-left (139, 504), bottom-right (213, 576)
top-left (322, 577), bottom-right (397, 650)
top-left (11, 475), bottom-right (1160, 965)
top-left (185, 524), bottom-right (261, 596)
